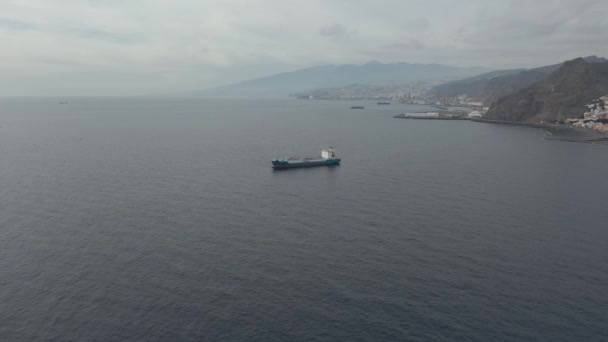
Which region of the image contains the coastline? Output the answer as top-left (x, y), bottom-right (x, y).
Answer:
top-left (393, 114), bottom-right (469, 120)
top-left (470, 118), bottom-right (608, 145)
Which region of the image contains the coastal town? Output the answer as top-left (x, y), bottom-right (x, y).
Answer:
top-left (293, 81), bottom-right (608, 135)
top-left (292, 82), bottom-right (492, 120)
top-left (567, 95), bottom-right (608, 132)
top-left (291, 83), bottom-right (489, 110)
top-left (291, 82), bottom-right (436, 103)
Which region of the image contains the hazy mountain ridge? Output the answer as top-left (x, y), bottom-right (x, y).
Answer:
top-left (484, 58), bottom-right (608, 122)
top-left (204, 62), bottom-right (490, 97)
top-left (430, 56), bottom-right (608, 105)
top-left (429, 68), bottom-right (525, 104)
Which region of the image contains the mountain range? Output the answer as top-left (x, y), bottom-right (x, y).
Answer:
top-left (484, 58), bottom-right (608, 122)
top-left (429, 56), bottom-right (608, 105)
top-left (203, 55), bottom-right (608, 124)
top-left (204, 61), bottom-right (489, 97)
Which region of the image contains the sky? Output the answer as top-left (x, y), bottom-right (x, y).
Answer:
top-left (0, 0), bottom-right (607, 96)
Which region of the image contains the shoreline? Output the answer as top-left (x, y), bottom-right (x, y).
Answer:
top-left (469, 118), bottom-right (608, 145)
top-left (393, 114), bottom-right (469, 120)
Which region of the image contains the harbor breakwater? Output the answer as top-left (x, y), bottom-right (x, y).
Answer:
top-left (393, 114), bottom-right (470, 120)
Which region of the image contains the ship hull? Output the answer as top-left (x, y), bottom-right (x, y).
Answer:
top-left (272, 158), bottom-right (341, 169)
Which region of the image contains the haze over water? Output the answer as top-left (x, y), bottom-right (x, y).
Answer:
top-left (1, 98), bottom-right (607, 341)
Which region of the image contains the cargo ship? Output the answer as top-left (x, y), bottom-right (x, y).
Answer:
top-left (272, 147), bottom-right (341, 169)
top-left (377, 102), bottom-right (391, 105)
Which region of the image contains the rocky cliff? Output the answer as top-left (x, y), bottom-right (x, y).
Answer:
top-left (484, 58), bottom-right (608, 122)
top-left (430, 56), bottom-right (608, 105)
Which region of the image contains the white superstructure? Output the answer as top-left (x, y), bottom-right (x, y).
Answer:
top-left (321, 147), bottom-right (336, 159)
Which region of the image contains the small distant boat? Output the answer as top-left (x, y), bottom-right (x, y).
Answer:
top-left (59, 101), bottom-right (68, 104)
top-left (272, 147), bottom-right (341, 169)
top-left (377, 102), bottom-right (391, 105)
top-left (350, 106), bottom-right (365, 109)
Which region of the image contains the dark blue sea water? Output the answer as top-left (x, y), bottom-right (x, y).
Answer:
top-left (1, 97), bottom-right (607, 341)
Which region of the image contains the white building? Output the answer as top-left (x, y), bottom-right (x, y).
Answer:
top-left (583, 95), bottom-right (608, 119)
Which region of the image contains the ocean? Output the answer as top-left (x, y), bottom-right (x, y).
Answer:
top-left (1, 97), bottom-right (607, 341)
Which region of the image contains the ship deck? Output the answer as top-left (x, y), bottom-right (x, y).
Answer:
top-left (275, 157), bottom-right (324, 162)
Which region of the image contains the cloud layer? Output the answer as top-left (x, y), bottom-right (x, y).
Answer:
top-left (1, 0), bottom-right (607, 95)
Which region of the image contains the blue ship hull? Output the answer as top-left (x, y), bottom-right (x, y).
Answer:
top-left (272, 158), bottom-right (341, 169)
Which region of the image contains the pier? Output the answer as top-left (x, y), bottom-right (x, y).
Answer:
top-left (394, 114), bottom-right (470, 120)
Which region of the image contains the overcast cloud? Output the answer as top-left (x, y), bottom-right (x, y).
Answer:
top-left (0, 0), bottom-right (607, 95)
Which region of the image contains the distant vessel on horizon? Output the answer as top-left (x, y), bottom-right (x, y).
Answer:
top-left (350, 106), bottom-right (365, 109)
top-left (272, 147), bottom-right (341, 169)
top-left (377, 102), bottom-right (391, 105)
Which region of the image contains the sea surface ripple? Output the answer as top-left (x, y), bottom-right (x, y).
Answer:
top-left (1, 98), bottom-right (607, 341)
